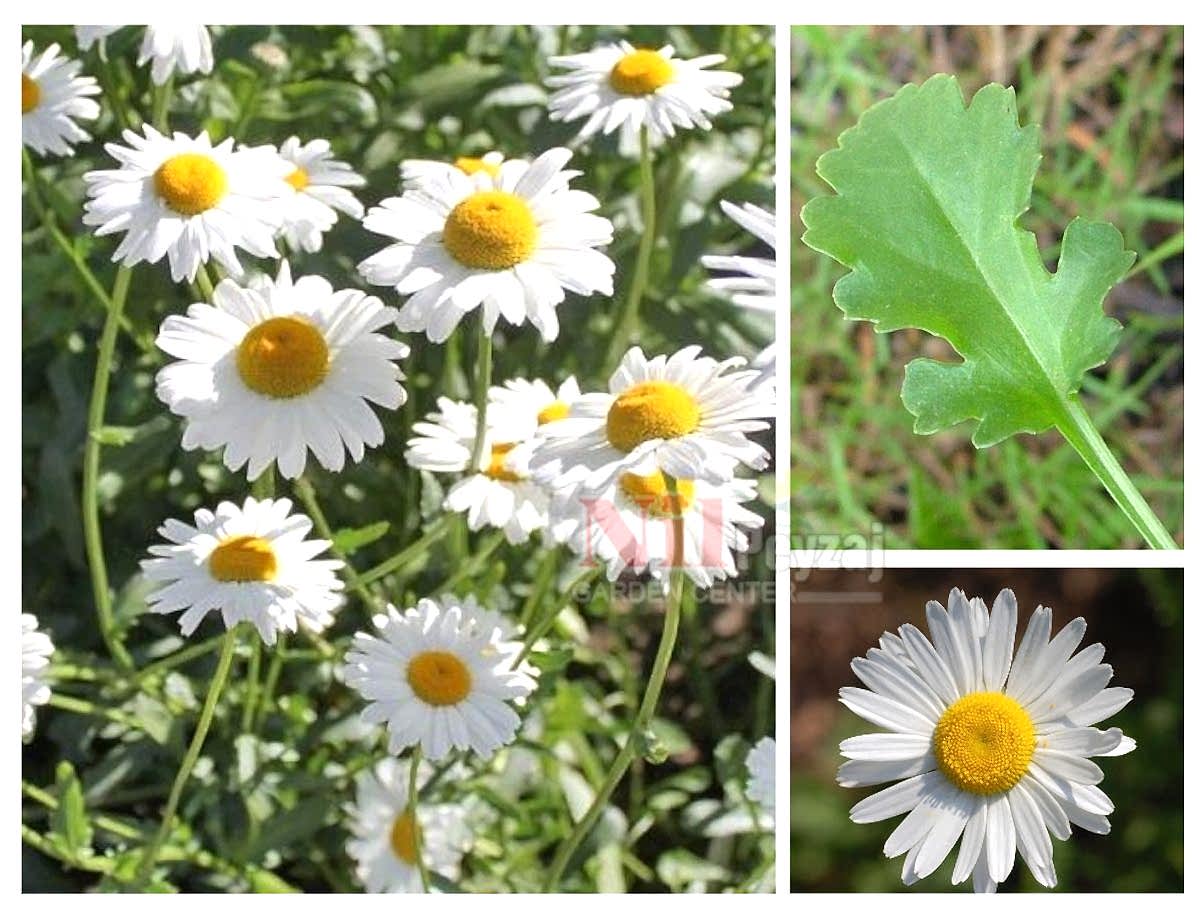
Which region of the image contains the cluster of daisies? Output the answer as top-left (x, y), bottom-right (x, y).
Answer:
top-left (23, 27), bottom-right (776, 892)
top-left (838, 589), bottom-right (1135, 893)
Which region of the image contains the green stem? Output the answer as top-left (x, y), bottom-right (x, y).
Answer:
top-left (132, 625), bottom-right (241, 889)
top-left (1056, 395), bottom-right (1177, 549)
top-left (359, 516), bottom-right (452, 586)
top-left (47, 693), bottom-right (142, 730)
top-left (240, 640), bottom-right (261, 734)
top-left (408, 747), bottom-right (431, 892)
top-left (468, 314), bottom-right (493, 472)
top-left (152, 73), bottom-right (174, 132)
top-left (253, 633), bottom-right (287, 733)
top-left (515, 568), bottom-right (601, 666)
top-left (195, 263), bottom-right (215, 301)
top-left (294, 476), bottom-right (376, 609)
top-left (543, 488), bottom-right (685, 891)
top-left (604, 126), bottom-right (656, 369)
top-left (519, 546), bottom-right (561, 628)
top-left (81, 263), bottom-right (135, 671)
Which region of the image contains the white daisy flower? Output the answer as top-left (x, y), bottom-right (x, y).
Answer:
top-left (530, 345), bottom-right (773, 493)
top-left (746, 736), bottom-right (776, 813)
top-left (74, 26), bottom-right (122, 51)
top-left (83, 125), bottom-right (290, 282)
top-left (702, 201), bottom-right (776, 313)
top-left (141, 496), bottom-right (345, 646)
top-left (273, 136), bottom-right (366, 253)
top-left (22, 614), bottom-right (54, 741)
top-left (347, 757), bottom-right (472, 894)
top-left (838, 588), bottom-right (1136, 892)
top-left (155, 261), bottom-right (409, 480)
top-left (488, 374), bottom-right (581, 435)
top-left (22, 41), bottom-right (100, 157)
top-left (401, 151), bottom-right (508, 188)
top-left (138, 25), bottom-right (213, 85)
top-left (344, 596), bottom-right (533, 761)
top-left (556, 472), bottom-right (763, 587)
top-left (358, 147), bottom-right (614, 343)
top-left (546, 41), bottom-right (742, 149)
top-left (405, 396), bottom-right (551, 545)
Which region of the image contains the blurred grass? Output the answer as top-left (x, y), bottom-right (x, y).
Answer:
top-left (791, 26), bottom-right (1183, 548)
top-left (22, 24), bottom-right (775, 892)
top-left (791, 568), bottom-right (1184, 892)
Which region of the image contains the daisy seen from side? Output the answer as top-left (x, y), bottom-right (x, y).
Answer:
top-left (546, 41), bottom-right (742, 150)
top-left (272, 136), bottom-right (366, 253)
top-left (401, 151), bottom-right (509, 188)
top-left (155, 260), bottom-right (409, 480)
top-left (347, 757), bottom-right (472, 893)
top-left (530, 345), bottom-right (774, 494)
top-left (358, 147), bottom-right (614, 342)
top-left (138, 25), bottom-right (214, 85)
top-left (702, 200), bottom-right (776, 313)
top-left (141, 496), bottom-right (345, 645)
top-left (22, 614), bottom-right (54, 741)
top-left (553, 472), bottom-right (763, 587)
top-left (22, 41), bottom-right (99, 157)
top-left (83, 125), bottom-right (290, 282)
top-left (343, 596), bottom-right (534, 761)
top-left (838, 588), bottom-right (1136, 892)
top-left (404, 396), bottom-right (551, 545)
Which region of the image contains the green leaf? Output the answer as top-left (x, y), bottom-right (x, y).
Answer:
top-left (801, 73), bottom-right (1133, 448)
top-left (331, 520), bottom-right (390, 554)
top-left (52, 761), bottom-right (93, 855)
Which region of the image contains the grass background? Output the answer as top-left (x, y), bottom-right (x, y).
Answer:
top-left (790, 567), bottom-right (1184, 892)
top-left (791, 26), bottom-right (1183, 549)
top-left (22, 24), bottom-right (775, 892)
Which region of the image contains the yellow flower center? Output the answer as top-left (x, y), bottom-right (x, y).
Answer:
top-left (485, 442), bottom-right (523, 482)
top-left (933, 691), bottom-right (1036, 796)
top-left (389, 811), bottom-right (422, 865)
top-left (153, 152), bottom-right (229, 216)
top-left (285, 167), bottom-right (310, 192)
top-left (605, 381), bottom-right (701, 453)
top-left (619, 471), bottom-right (696, 518)
top-left (454, 155), bottom-right (501, 178)
top-left (609, 49), bottom-right (674, 96)
top-left (442, 190), bottom-right (538, 270)
top-left (21, 73), bottom-right (40, 114)
top-left (537, 400), bottom-right (570, 426)
top-left (407, 650), bottom-right (472, 706)
top-left (208, 535), bottom-right (278, 583)
top-left (236, 316), bottom-right (330, 399)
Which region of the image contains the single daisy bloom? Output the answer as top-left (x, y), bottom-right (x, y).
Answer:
top-left (445, 593), bottom-right (539, 700)
top-left (343, 596), bottom-right (534, 761)
top-left (83, 125), bottom-right (291, 282)
top-left (141, 496), bottom-right (345, 645)
top-left (404, 397), bottom-right (550, 545)
top-left (557, 472), bottom-right (763, 587)
top-left (702, 201), bottom-right (776, 313)
top-left (138, 25), bottom-right (214, 85)
top-left (746, 736), bottom-right (776, 813)
top-left (22, 614), bottom-right (54, 741)
top-left (530, 345), bottom-right (774, 493)
top-left (358, 147), bottom-right (614, 343)
top-left (838, 588), bottom-right (1136, 892)
top-left (74, 26), bottom-right (121, 51)
top-left (347, 757), bottom-right (472, 894)
top-left (546, 41), bottom-right (742, 149)
top-left (401, 151), bottom-right (509, 188)
top-left (273, 136), bottom-right (366, 253)
top-left (21, 41), bottom-right (100, 157)
top-left (155, 260), bottom-right (408, 480)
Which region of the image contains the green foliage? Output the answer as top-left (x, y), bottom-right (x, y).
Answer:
top-left (22, 24), bottom-right (776, 893)
top-left (791, 25), bottom-right (1183, 548)
top-left (804, 74), bottom-right (1133, 448)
